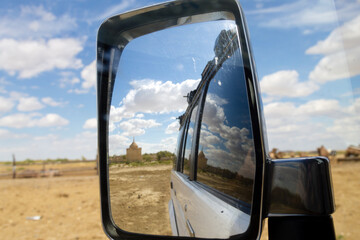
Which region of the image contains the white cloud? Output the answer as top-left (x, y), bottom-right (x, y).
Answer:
top-left (0, 131), bottom-right (97, 161)
top-left (297, 99), bottom-right (343, 117)
top-left (9, 91), bottom-right (28, 101)
top-left (109, 134), bottom-right (177, 156)
top-left (81, 60), bottom-right (96, 90)
top-left (0, 5), bottom-right (76, 39)
top-left (118, 118), bottom-right (161, 136)
top-left (17, 97), bottom-right (45, 111)
top-left (248, 0), bottom-right (360, 31)
top-left (0, 38), bottom-right (83, 78)
top-left (83, 118), bottom-right (97, 129)
top-left (0, 113), bottom-right (69, 128)
top-left (0, 128), bottom-right (28, 139)
top-left (67, 88), bottom-right (89, 94)
top-left (199, 128), bottom-right (221, 149)
top-left (306, 15), bottom-right (360, 55)
top-left (58, 72), bottom-right (80, 88)
top-left (264, 99), bottom-right (343, 127)
top-left (35, 113), bottom-right (69, 127)
top-left (109, 134), bottom-right (131, 156)
top-left (327, 97), bottom-right (360, 141)
top-left (0, 96), bottom-right (14, 112)
top-left (307, 15), bottom-right (360, 83)
top-left (110, 79), bottom-right (200, 121)
top-left (136, 137), bottom-right (178, 155)
top-left (41, 97), bottom-right (67, 107)
top-left (165, 121), bottom-right (180, 134)
top-left (263, 98), bottom-right (359, 150)
top-left (260, 70), bottom-right (319, 98)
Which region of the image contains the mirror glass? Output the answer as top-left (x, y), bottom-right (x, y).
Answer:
top-left (108, 19), bottom-right (256, 238)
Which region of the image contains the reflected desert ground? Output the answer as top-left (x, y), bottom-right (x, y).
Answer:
top-left (109, 164), bottom-right (172, 235)
top-left (0, 161), bottom-right (359, 240)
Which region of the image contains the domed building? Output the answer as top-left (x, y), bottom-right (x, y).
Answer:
top-left (126, 138), bottom-right (142, 162)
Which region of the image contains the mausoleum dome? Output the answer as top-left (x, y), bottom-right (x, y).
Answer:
top-left (129, 141), bottom-right (138, 149)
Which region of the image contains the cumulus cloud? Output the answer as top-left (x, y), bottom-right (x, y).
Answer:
top-left (260, 70), bottom-right (319, 98)
top-left (307, 15), bottom-right (360, 55)
top-left (0, 96), bottom-right (14, 112)
top-left (41, 97), bottom-right (67, 107)
top-left (17, 97), bottom-right (45, 111)
top-left (109, 134), bottom-right (177, 156)
top-left (81, 60), bottom-right (96, 89)
top-left (263, 98), bottom-right (359, 150)
top-left (137, 137), bottom-right (178, 155)
top-left (0, 113), bottom-right (69, 128)
top-left (0, 5), bottom-right (76, 39)
top-left (109, 134), bottom-right (131, 156)
top-left (307, 15), bottom-right (360, 83)
top-left (83, 118), bottom-right (97, 129)
top-left (0, 38), bottom-right (83, 78)
top-left (118, 118), bottom-right (161, 136)
top-left (165, 121), bottom-right (180, 134)
top-left (110, 79), bottom-right (200, 121)
top-left (327, 98), bottom-right (360, 146)
top-left (199, 128), bottom-right (221, 149)
top-left (199, 93), bottom-right (255, 172)
top-left (58, 72), bottom-right (80, 88)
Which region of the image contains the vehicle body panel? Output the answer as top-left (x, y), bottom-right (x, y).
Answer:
top-left (170, 171), bottom-right (250, 238)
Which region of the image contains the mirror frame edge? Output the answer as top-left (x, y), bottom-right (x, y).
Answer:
top-left (96, 0), bottom-right (267, 239)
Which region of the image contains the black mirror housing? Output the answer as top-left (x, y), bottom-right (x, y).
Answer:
top-left (97, 0), bottom-right (336, 240)
top-left (97, 0), bottom-right (266, 239)
top-left (265, 157), bottom-right (335, 216)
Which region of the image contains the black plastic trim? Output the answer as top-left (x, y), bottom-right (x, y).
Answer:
top-left (268, 216), bottom-right (336, 240)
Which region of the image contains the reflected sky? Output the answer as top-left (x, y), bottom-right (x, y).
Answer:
top-left (109, 20), bottom-right (238, 156)
top-left (198, 51), bottom-right (255, 179)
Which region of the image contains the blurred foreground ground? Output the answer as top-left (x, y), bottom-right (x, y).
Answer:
top-left (0, 161), bottom-right (359, 240)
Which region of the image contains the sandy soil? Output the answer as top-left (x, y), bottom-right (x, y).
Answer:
top-left (0, 175), bottom-right (106, 240)
top-left (109, 164), bottom-right (172, 235)
top-left (0, 161), bottom-right (359, 240)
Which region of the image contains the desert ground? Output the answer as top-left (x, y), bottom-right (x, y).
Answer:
top-left (0, 161), bottom-right (359, 240)
top-left (109, 164), bottom-right (172, 235)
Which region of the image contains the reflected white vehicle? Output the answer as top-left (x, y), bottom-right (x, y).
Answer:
top-left (169, 28), bottom-right (256, 238)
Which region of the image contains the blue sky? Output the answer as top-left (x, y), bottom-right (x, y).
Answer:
top-left (0, 0), bottom-right (359, 161)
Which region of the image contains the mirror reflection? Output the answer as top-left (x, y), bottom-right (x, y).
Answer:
top-left (108, 19), bottom-right (255, 238)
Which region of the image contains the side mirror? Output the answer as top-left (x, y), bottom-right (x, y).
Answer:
top-left (97, 1), bottom-right (336, 240)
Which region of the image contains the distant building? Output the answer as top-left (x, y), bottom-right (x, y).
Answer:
top-left (126, 138), bottom-right (142, 161)
top-left (198, 150), bottom-right (208, 170)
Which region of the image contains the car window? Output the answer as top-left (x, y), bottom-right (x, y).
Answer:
top-left (196, 50), bottom-right (255, 204)
top-left (173, 124), bottom-right (184, 171)
top-left (182, 104), bottom-right (198, 176)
